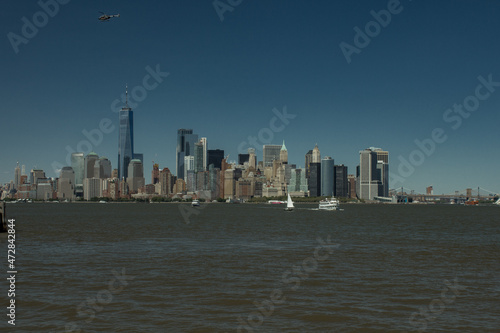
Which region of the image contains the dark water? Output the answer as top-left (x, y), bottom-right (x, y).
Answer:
top-left (1, 203), bottom-right (499, 332)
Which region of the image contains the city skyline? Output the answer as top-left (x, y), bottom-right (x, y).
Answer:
top-left (2, 1), bottom-right (500, 194)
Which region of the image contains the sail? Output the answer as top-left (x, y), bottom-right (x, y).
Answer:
top-left (287, 194), bottom-right (294, 208)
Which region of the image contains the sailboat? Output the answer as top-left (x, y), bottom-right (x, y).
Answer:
top-left (284, 193), bottom-right (294, 211)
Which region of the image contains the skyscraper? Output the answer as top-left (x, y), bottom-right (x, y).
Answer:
top-left (200, 137), bottom-right (208, 171)
top-left (248, 148), bottom-right (256, 169)
top-left (94, 157), bottom-right (112, 179)
top-left (71, 152), bottom-right (84, 196)
top-left (118, 89), bottom-right (134, 180)
top-left (288, 168), bottom-right (308, 194)
top-left (126, 159), bottom-right (145, 193)
top-left (159, 168), bottom-right (173, 195)
top-left (151, 163), bottom-right (160, 184)
top-left (280, 140), bottom-right (288, 164)
top-left (57, 166), bottom-right (75, 200)
top-left (176, 129), bottom-right (198, 179)
top-left (348, 174), bottom-right (356, 198)
top-left (309, 162), bottom-right (321, 197)
top-left (263, 144), bottom-right (281, 167)
top-left (305, 150), bottom-right (313, 178)
top-left (194, 141), bottom-right (204, 173)
top-left (184, 155), bottom-right (195, 182)
top-left (334, 165), bottom-right (348, 197)
top-left (118, 87), bottom-right (142, 180)
top-left (30, 169), bottom-right (46, 185)
top-left (312, 144), bottom-right (321, 163)
top-left (84, 152), bottom-right (99, 179)
top-left (207, 149), bottom-right (224, 169)
top-left (238, 153), bottom-right (249, 165)
top-left (14, 162), bottom-right (21, 189)
top-left (321, 156), bottom-right (334, 196)
top-left (357, 147), bottom-right (388, 200)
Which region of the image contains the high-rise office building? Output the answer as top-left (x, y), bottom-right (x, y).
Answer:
top-left (194, 141), bottom-right (204, 173)
top-left (176, 129), bottom-right (198, 180)
top-left (263, 144), bottom-right (281, 167)
top-left (152, 163), bottom-right (160, 184)
top-left (376, 161), bottom-right (389, 197)
top-left (83, 178), bottom-right (102, 200)
top-left (348, 174), bottom-right (356, 198)
top-left (312, 144), bottom-right (321, 163)
top-left (334, 165), bottom-right (348, 197)
top-left (207, 149), bottom-right (224, 169)
top-left (84, 152), bottom-right (99, 179)
top-left (94, 157), bottom-right (112, 179)
top-left (159, 168), bottom-right (173, 195)
top-left (238, 154), bottom-right (250, 166)
top-left (305, 150), bottom-right (313, 178)
top-left (280, 140), bottom-right (288, 164)
top-left (184, 155), bottom-right (195, 181)
top-left (321, 156), bottom-right (334, 196)
top-left (30, 169), bottom-right (46, 185)
top-left (357, 147), bottom-right (389, 200)
top-left (57, 166), bottom-right (75, 200)
top-left (118, 88), bottom-right (134, 180)
top-left (126, 159), bottom-right (145, 193)
top-left (200, 137), bottom-right (208, 171)
top-left (308, 162), bottom-right (321, 197)
top-left (71, 152), bottom-right (84, 195)
top-left (208, 164), bottom-right (221, 199)
top-left (248, 148), bottom-right (256, 169)
top-left (117, 87), bottom-right (143, 180)
top-left (288, 168), bottom-right (308, 194)
top-left (14, 162), bottom-right (21, 189)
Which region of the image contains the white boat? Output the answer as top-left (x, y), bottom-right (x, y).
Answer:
top-left (284, 193), bottom-right (294, 211)
top-left (268, 200), bottom-right (285, 204)
top-left (191, 199), bottom-right (200, 207)
top-left (494, 198), bottom-right (500, 205)
top-left (318, 197), bottom-right (340, 211)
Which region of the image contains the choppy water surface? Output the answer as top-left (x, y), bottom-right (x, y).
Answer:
top-left (1, 203), bottom-right (499, 332)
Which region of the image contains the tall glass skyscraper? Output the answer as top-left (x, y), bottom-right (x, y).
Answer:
top-left (207, 149), bottom-right (224, 169)
top-left (176, 129), bottom-right (198, 180)
top-left (71, 152), bottom-right (84, 196)
top-left (118, 87), bottom-right (142, 180)
top-left (118, 106), bottom-right (133, 180)
top-left (321, 156), bottom-right (335, 196)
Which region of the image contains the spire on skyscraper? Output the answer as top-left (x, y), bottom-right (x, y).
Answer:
top-left (125, 84), bottom-right (129, 108)
top-left (281, 140), bottom-right (287, 151)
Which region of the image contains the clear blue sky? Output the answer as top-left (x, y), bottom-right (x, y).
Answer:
top-left (1, 0), bottom-right (500, 195)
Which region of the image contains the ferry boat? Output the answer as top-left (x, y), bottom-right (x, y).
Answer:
top-left (464, 199), bottom-right (479, 206)
top-left (318, 197), bottom-right (340, 211)
top-left (268, 200), bottom-right (285, 204)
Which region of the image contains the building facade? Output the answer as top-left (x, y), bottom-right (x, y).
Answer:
top-left (263, 144), bottom-right (281, 167)
top-left (176, 128), bottom-right (198, 180)
top-left (321, 156), bottom-right (334, 196)
top-left (334, 165), bottom-right (348, 197)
